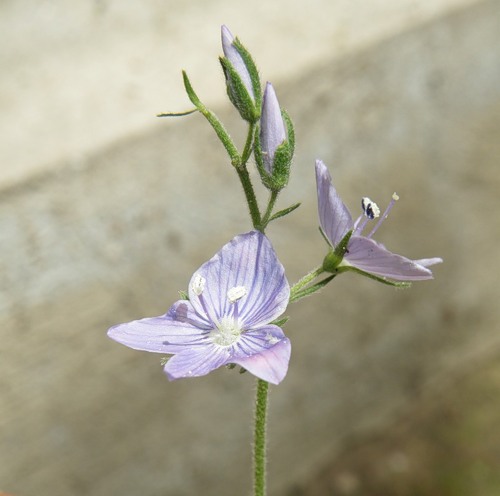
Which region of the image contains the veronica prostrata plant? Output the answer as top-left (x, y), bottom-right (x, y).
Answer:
top-left (108, 25), bottom-right (442, 496)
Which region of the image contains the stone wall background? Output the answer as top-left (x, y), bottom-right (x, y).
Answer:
top-left (1, 1), bottom-right (499, 495)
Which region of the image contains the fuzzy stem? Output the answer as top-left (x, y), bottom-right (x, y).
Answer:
top-left (290, 266), bottom-right (325, 299)
top-left (237, 165), bottom-right (262, 230)
top-left (260, 190), bottom-right (279, 230)
top-left (253, 379), bottom-right (269, 496)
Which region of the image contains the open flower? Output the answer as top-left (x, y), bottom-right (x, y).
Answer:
top-left (316, 159), bottom-right (442, 282)
top-left (108, 231), bottom-right (291, 385)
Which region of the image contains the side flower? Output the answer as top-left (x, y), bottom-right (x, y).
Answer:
top-left (108, 231), bottom-right (291, 385)
top-left (315, 159), bottom-right (442, 284)
top-left (254, 82), bottom-right (295, 192)
top-left (220, 25), bottom-right (261, 123)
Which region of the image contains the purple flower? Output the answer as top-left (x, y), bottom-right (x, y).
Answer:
top-left (221, 25), bottom-right (254, 101)
top-left (108, 231), bottom-right (291, 385)
top-left (316, 159), bottom-right (442, 282)
top-left (260, 82), bottom-right (287, 174)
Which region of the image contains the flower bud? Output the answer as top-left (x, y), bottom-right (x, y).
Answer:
top-left (255, 82), bottom-right (295, 191)
top-left (220, 25), bottom-right (261, 122)
top-left (260, 82), bottom-right (286, 173)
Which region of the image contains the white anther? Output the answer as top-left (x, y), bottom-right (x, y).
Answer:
top-left (392, 192), bottom-right (399, 201)
top-left (191, 274), bottom-right (206, 296)
top-left (361, 197), bottom-right (380, 220)
top-left (227, 286), bottom-right (247, 303)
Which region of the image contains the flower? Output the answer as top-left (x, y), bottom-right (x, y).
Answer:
top-left (315, 159), bottom-right (442, 282)
top-left (260, 82), bottom-right (287, 174)
top-left (108, 231), bottom-right (291, 385)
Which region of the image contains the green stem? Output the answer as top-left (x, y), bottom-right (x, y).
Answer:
top-left (237, 166), bottom-right (262, 230)
top-left (241, 123), bottom-right (256, 166)
top-left (260, 190), bottom-right (279, 230)
top-left (254, 379), bottom-right (269, 496)
top-left (290, 266), bottom-right (325, 299)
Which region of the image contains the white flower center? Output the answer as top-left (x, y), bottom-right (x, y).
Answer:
top-left (210, 316), bottom-right (243, 347)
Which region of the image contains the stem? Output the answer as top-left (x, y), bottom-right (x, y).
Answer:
top-left (237, 166), bottom-right (262, 230)
top-left (254, 379), bottom-right (269, 496)
top-left (241, 123), bottom-right (256, 166)
top-left (260, 190), bottom-right (279, 230)
top-left (290, 266), bottom-right (325, 299)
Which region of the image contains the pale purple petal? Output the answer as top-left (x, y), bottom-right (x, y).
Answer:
top-left (232, 331), bottom-right (291, 385)
top-left (315, 160), bottom-right (353, 246)
top-left (164, 344), bottom-right (232, 380)
top-left (414, 257), bottom-right (443, 267)
top-left (221, 25), bottom-right (254, 99)
top-left (260, 82), bottom-right (286, 173)
top-left (189, 231), bottom-right (290, 329)
top-left (108, 301), bottom-right (211, 354)
top-left (345, 236), bottom-right (435, 280)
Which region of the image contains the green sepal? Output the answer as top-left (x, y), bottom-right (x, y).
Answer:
top-left (160, 356), bottom-right (170, 366)
top-left (322, 230), bottom-right (353, 272)
top-left (270, 316), bottom-right (290, 327)
top-left (232, 37), bottom-right (262, 109)
top-left (219, 56), bottom-right (259, 123)
top-left (178, 290), bottom-right (189, 300)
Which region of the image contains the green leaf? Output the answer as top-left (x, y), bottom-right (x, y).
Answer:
top-left (268, 202), bottom-right (301, 222)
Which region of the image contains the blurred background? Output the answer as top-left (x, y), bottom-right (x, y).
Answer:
top-left (1, 0), bottom-right (499, 495)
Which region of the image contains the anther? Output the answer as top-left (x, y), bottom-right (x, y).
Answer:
top-left (191, 274), bottom-right (206, 296)
top-left (227, 286), bottom-right (247, 303)
top-left (361, 197), bottom-right (380, 220)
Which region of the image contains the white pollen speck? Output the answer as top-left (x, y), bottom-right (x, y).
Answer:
top-left (266, 333), bottom-right (279, 345)
top-left (392, 192), bottom-right (399, 201)
top-left (191, 273), bottom-right (206, 296)
top-left (227, 286), bottom-right (247, 303)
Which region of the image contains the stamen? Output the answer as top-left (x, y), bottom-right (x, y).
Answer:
top-left (191, 273), bottom-right (206, 296)
top-left (227, 286), bottom-right (247, 325)
top-left (367, 192), bottom-right (399, 239)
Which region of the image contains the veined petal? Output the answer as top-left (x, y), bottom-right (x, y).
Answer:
top-left (164, 344), bottom-right (232, 380)
top-left (108, 303), bottom-right (211, 354)
top-left (231, 326), bottom-right (291, 385)
top-left (315, 160), bottom-right (353, 247)
top-left (189, 231), bottom-right (290, 329)
top-left (345, 236), bottom-right (435, 280)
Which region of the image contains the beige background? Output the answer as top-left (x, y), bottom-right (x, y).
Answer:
top-left (1, 1), bottom-right (499, 495)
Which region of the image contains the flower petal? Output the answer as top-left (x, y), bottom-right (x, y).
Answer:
top-left (189, 231), bottom-right (290, 329)
top-left (261, 82), bottom-right (286, 173)
top-left (414, 257), bottom-right (443, 267)
top-left (345, 236), bottom-right (435, 280)
top-left (221, 25), bottom-right (254, 99)
top-left (315, 160), bottom-right (353, 247)
top-left (164, 344), bottom-right (231, 380)
top-left (108, 301), bottom-right (211, 354)
top-left (231, 326), bottom-right (291, 385)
